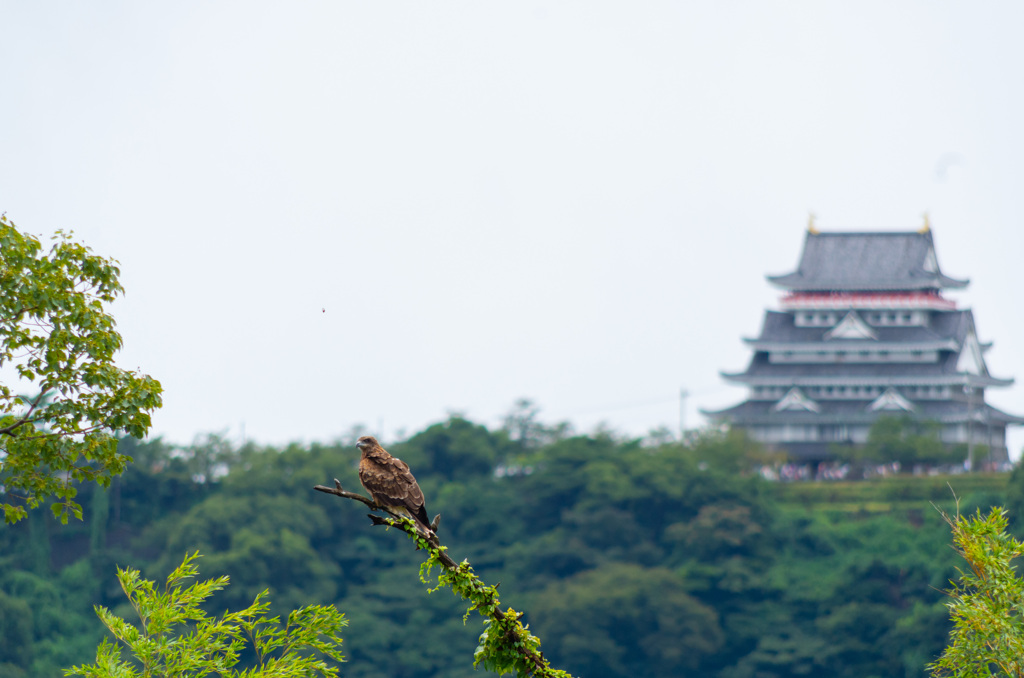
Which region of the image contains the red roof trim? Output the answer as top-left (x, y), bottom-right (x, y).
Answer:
top-left (780, 292), bottom-right (957, 311)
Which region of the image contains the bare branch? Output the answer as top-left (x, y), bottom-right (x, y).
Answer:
top-left (0, 391), bottom-right (48, 436)
top-left (313, 478), bottom-right (376, 506)
top-left (313, 481), bottom-right (459, 571)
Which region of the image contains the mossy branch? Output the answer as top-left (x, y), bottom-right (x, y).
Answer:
top-left (314, 479), bottom-right (574, 678)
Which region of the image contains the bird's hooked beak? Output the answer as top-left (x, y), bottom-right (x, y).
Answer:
top-left (355, 439), bottom-right (369, 450)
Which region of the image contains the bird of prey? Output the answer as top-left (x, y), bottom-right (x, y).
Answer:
top-left (355, 435), bottom-right (431, 532)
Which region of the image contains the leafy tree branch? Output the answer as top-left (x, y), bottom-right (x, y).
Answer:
top-left (929, 502), bottom-right (1024, 677)
top-left (0, 215), bottom-right (163, 523)
top-left (65, 551), bottom-right (347, 678)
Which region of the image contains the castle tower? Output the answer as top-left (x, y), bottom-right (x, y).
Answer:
top-left (705, 227), bottom-right (1023, 465)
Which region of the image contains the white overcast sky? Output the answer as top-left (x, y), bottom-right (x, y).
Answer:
top-left (3, 2), bottom-right (1024, 452)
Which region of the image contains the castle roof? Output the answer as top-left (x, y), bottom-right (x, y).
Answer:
top-left (743, 310), bottom-right (966, 350)
top-left (704, 397), bottom-right (1024, 427)
top-left (767, 230), bottom-right (968, 291)
top-left (725, 307), bottom-right (1012, 387)
top-left (721, 351), bottom-right (1012, 387)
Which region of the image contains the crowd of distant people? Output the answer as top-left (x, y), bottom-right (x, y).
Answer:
top-left (759, 462), bottom-right (856, 482)
top-left (754, 459), bottom-right (1011, 481)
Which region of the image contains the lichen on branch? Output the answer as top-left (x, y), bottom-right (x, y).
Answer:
top-left (314, 479), bottom-right (574, 678)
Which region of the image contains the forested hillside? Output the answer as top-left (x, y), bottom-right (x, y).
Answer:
top-left (0, 418), bottom-right (1015, 678)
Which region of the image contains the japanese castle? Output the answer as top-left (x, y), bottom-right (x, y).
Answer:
top-left (706, 224), bottom-right (1023, 464)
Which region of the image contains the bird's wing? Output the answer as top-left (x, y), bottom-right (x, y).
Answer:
top-left (360, 454), bottom-right (426, 517)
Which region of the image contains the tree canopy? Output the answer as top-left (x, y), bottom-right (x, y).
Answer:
top-left (0, 398), bottom-right (1013, 677)
top-left (832, 415), bottom-right (961, 470)
top-left (0, 215), bottom-right (162, 523)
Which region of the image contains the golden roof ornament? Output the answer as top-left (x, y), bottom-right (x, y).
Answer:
top-left (807, 213), bottom-right (819, 234)
top-left (919, 213), bottom-right (931, 233)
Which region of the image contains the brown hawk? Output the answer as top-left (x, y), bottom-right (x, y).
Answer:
top-left (355, 436), bottom-right (431, 531)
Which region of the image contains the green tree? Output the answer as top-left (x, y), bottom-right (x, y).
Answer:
top-left (928, 505), bottom-right (1024, 677)
top-left (65, 551), bottom-right (346, 678)
top-left (154, 493), bottom-right (341, 612)
top-left (0, 411), bottom-right (984, 678)
top-left (530, 563), bottom-right (723, 678)
top-left (0, 216), bottom-right (162, 523)
top-left (500, 399), bottom-right (572, 452)
top-left (0, 590), bottom-right (33, 670)
top-left (686, 428), bottom-right (777, 475)
top-left (836, 415), bottom-right (957, 469)
top-left (0, 562), bottom-right (103, 676)
top-left (1004, 462), bottom-right (1024, 532)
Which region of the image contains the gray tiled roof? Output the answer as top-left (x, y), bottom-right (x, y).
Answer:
top-left (721, 351), bottom-right (1012, 386)
top-left (704, 398), bottom-right (1024, 425)
top-left (745, 309), bottom-right (968, 347)
top-left (724, 307), bottom-right (1015, 385)
top-left (767, 230), bottom-right (969, 291)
